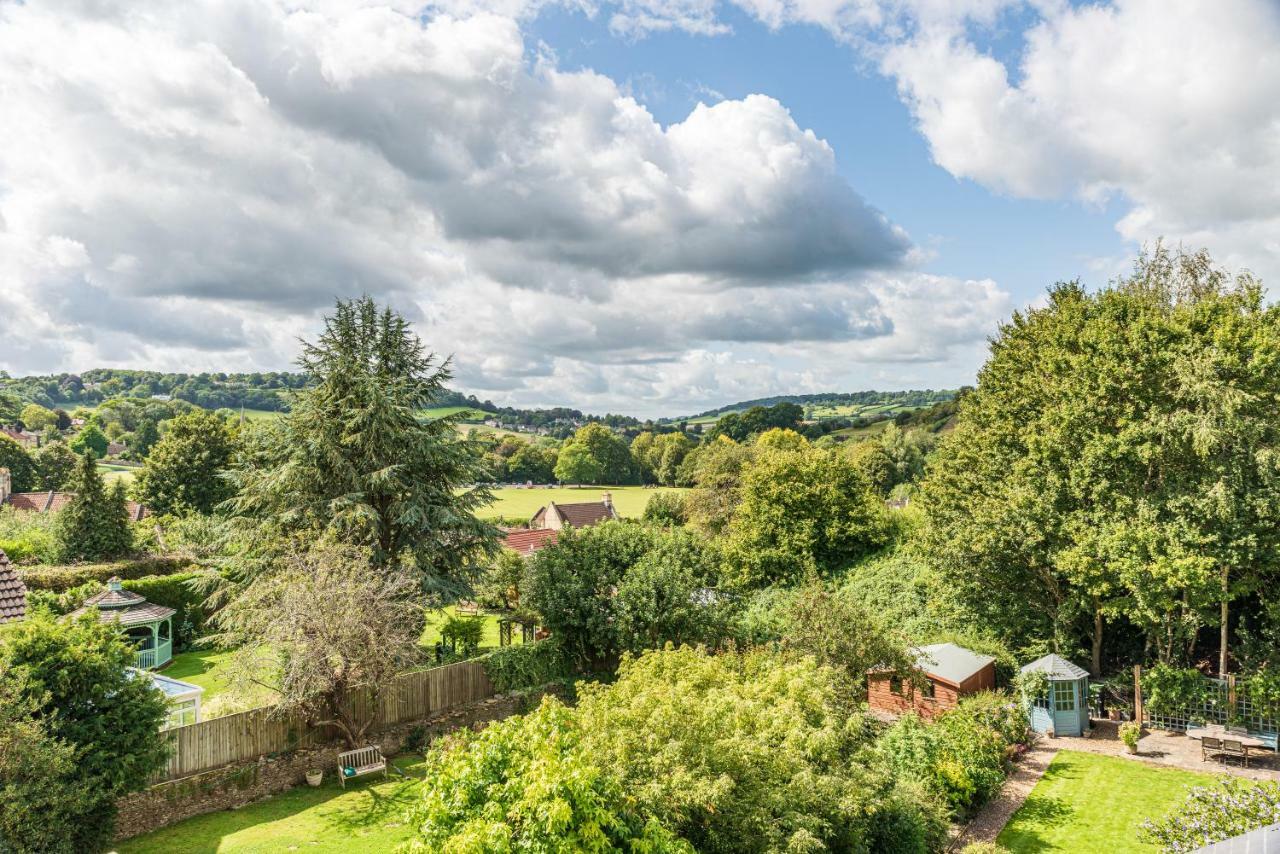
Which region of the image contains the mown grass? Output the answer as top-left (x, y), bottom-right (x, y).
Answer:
top-left (997, 750), bottom-right (1215, 852)
top-left (478, 485), bottom-right (686, 520)
top-left (116, 756), bottom-right (427, 854)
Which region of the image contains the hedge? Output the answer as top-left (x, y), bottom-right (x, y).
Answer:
top-left (482, 637), bottom-right (577, 693)
top-left (17, 556), bottom-right (196, 592)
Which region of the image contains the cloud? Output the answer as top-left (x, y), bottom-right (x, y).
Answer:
top-left (0, 0), bottom-right (1006, 415)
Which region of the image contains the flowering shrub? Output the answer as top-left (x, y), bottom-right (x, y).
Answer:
top-left (1140, 778), bottom-right (1280, 852)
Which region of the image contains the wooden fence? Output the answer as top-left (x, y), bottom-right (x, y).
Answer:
top-left (158, 659), bottom-right (494, 781)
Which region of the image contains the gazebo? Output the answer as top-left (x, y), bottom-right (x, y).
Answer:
top-left (67, 577), bottom-right (176, 669)
top-left (1021, 653), bottom-right (1090, 736)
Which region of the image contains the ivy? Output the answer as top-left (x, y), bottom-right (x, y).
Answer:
top-left (482, 638), bottom-right (576, 693)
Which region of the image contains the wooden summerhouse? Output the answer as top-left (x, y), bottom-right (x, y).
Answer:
top-left (1021, 653), bottom-right (1090, 736)
top-left (868, 642), bottom-right (997, 719)
top-left (67, 577), bottom-right (176, 669)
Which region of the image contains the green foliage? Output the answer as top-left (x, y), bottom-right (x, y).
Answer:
top-left (552, 441), bottom-right (603, 485)
top-left (17, 556), bottom-right (194, 591)
top-left (0, 666), bottom-right (85, 854)
top-left (401, 698), bottom-right (691, 853)
top-left (877, 695), bottom-right (1019, 819)
top-left (1140, 778), bottom-right (1280, 853)
top-left (474, 548), bottom-right (525, 610)
top-left (613, 529), bottom-right (728, 654)
top-left (704, 402), bottom-right (804, 442)
top-left (640, 490), bottom-right (687, 526)
top-left (576, 645), bottom-right (920, 853)
top-left (225, 297), bottom-right (497, 596)
top-left (0, 434), bottom-right (36, 491)
top-left (32, 440), bottom-right (78, 491)
top-left (555, 422), bottom-right (635, 485)
top-left (0, 506), bottom-right (59, 564)
top-left (69, 423), bottom-right (109, 459)
top-left (1141, 664), bottom-right (1212, 716)
top-left (837, 544), bottom-right (943, 640)
top-left (505, 441), bottom-right (557, 483)
top-left (53, 452), bottom-right (133, 562)
top-left (680, 438), bottom-right (756, 536)
top-left (723, 445), bottom-right (891, 587)
top-left (0, 615), bottom-right (170, 850)
top-left (439, 613), bottom-right (485, 657)
top-left (134, 410), bottom-right (238, 515)
top-left (482, 638), bottom-right (576, 693)
top-left (18, 403), bottom-right (57, 431)
top-left (132, 419), bottom-right (160, 459)
top-left (631, 431), bottom-right (696, 485)
top-left (919, 246), bottom-right (1280, 670)
top-left (1119, 721), bottom-right (1142, 751)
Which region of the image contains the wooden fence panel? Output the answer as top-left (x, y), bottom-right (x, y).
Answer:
top-left (157, 659), bottom-right (495, 781)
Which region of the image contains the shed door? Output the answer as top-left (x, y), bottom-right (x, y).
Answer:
top-left (1051, 680), bottom-right (1080, 735)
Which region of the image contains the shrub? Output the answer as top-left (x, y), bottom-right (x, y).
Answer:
top-left (439, 613), bottom-right (485, 657)
top-left (401, 698), bottom-right (691, 853)
top-left (0, 507), bottom-right (59, 565)
top-left (1119, 721), bottom-right (1142, 752)
top-left (483, 637), bottom-right (576, 693)
top-left (17, 556), bottom-right (195, 592)
top-left (1140, 778), bottom-right (1280, 853)
top-left (1142, 664), bottom-right (1211, 717)
top-left (641, 491), bottom-right (687, 526)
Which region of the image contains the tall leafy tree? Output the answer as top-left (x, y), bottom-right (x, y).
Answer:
top-left (135, 410), bottom-right (238, 515)
top-left (227, 297), bottom-right (496, 595)
top-left (54, 452), bottom-right (133, 562)
top-left (553, 441), bottom-right (604, 485)
top-left (0, 616), bottom-right (169, 851)
top-left (0, 435), bottom-right (36, 491)
top-left (919, 247), bottom-right (1280, 672)
top-left (32, 440), bottom-right (77, 491)
top-left (132, 418), bottom-right (160, 458)
top-left (69, 423), bottom-right (109, 459)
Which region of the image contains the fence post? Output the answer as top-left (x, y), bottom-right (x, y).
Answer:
top-left (1133, 664), bottom-right (1143, 726)
top-left (1228, 673), bottom-right (1237, 722)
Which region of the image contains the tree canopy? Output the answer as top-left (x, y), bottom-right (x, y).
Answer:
top-left (135, 410), bottom-right (239, 515)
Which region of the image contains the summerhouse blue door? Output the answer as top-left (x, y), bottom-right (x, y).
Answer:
top-left (1051, 681), bottom-right (1081, 736)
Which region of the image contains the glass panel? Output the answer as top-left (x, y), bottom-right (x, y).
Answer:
top-left (1054, 681), bottom-right (1074, 711)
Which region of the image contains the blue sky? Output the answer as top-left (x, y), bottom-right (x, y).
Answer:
top-left (0, 0), bottom-right (1275, 416)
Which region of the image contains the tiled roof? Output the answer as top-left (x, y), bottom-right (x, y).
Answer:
top-left (1020, 653), bottom-right (1089, 681)
top-left (68, 600), bottom-right (176, 627)
top-left (5, 491), bottom-right (149, 521)
top-left (503, 528), bottom-right (558, 555)
top-left (82, 584), bottom-right (146, 609)
top-left (0, 549), bottom-right (26, 623)
top-left (533, 501), bottom-right (616, 529)
top-left (912, 643), bottom-right (996, 686)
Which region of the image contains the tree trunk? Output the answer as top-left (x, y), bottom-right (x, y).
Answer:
top-left (1091, 603), bottom-right (1104, 677)
top-left (1220, 566), bottom-right (1230, 676)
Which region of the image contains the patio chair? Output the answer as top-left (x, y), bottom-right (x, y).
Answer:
top-left (1202, 736), bottom-right (1225, 763)
top-left (1222, 739), bottom-right (1249, 768)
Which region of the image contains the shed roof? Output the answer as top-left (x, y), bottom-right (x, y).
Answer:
top-left (1192, 820), bottom-right (1280, 853)
top-left (1021, 653), bottom-right (1089, 681)
top-left (912, 643), bottom-right (995, 686)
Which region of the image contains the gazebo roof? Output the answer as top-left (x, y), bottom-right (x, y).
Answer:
top-left (66, 577), bottom-right (175, 627)
top-left (1021, 653), bottom-right (1089, 681)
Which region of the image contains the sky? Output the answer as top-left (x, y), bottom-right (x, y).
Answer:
top-left (1, 0), bottom-right (1277, 418)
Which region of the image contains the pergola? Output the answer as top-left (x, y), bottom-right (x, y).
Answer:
top-left (67, 577), bottom-right (176, 669)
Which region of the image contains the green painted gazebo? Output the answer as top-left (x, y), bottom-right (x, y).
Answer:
top-left (1022, 653), bottom-right (1090, 736)
top-left (67, 577), bottom-right (176, 669)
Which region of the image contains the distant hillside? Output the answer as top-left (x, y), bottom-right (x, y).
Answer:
top-left (674, 390), bottom-right (958, 424)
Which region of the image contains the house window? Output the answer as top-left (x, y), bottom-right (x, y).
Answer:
top-left (1053, 681), bottom-right (1074, 712)
top-left (889, 676), bottom-right (903, 695)
top-left (921, 680), bottom-right (935, 699)
top-left (165, 699), bottom-right (198, 730)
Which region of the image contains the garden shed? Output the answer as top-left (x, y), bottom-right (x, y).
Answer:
top-left (1021, 653), bottom-right (1090, 736)
top-left (868, 642), bottom-right (997, 719)
top-left (66, 577), bottom-right (176, 669)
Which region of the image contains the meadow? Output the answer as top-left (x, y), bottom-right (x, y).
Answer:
top-left (477, 485), bottom-right (686, 519)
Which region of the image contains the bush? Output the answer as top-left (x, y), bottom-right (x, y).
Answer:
top-left (1119, 720), bottom-right (1142, 752)
top-left (483, 638), bottom-right (576, 693)
top-left (1140, 778), bottom-right (1280, 853)
top-left (642, 491), bottom-right (687, 526)
top-left (1142, 664), bottom-right (1211, 717)
top-left (17, 556), bottom-right (195, 592)
top-left (439, 613), bottom-right (485, 657)
top-left (0, 507), bottom-right (59, 565)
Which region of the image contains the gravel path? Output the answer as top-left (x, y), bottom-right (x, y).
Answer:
top-left (950, 741), bottom-right (1058, 850)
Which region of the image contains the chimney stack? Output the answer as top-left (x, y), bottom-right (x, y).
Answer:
top-left (0, 467), bottom-right (10, 506)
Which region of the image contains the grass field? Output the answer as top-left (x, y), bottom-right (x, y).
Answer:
top-left (478, 485), bottom-right (686, 519)
top-left (117, 755), bottom-right (426, 853)
top-left (996, 751), bottom-right (1214, 852)
top-left (98, 462), bottom-right (139, 483)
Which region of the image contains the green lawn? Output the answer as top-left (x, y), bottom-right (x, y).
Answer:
top-left (164, 649), bottom-right (278, 718)
top-left (997, 751), bottom-right (1215, 852)
top-left (116, 756), bottom-right (426, 853)
top-left (98, 462), bottom-right (138, 483)
top-left (479, 485), bottom-right (686, 520)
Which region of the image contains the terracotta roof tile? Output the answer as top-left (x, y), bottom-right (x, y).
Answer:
top-left (503, 528), bottom-right (558, 555)
top-left (0, 549), bottom-right (26, 623)
top-left (4, 491), bottom-right (148, 520)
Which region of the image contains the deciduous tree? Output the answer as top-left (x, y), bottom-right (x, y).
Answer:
top-left (135, 410), bottom-right (238, 515)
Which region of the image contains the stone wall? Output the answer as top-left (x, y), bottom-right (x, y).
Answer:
top-left (115, 687), bottom-right (558, 840)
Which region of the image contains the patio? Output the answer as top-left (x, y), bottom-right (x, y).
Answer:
top-left (1052, 719), bottom-right (1280, 780)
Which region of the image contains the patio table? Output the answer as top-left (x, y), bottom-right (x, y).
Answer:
top-left (1186, 726), bottom-right (1276, 751)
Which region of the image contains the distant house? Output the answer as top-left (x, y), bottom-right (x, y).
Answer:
top-left (0, 427), bottom-right (39, 449)
top-left (868, 642), bottom-right (997, 720)
top-left (502, 528), bottom-right (558, 556)
top-left (0, 548), bottom-right (27, 624)
top-left (106, 441), bottom-right (127, 457)
top-left (0, 466), bottom-right (148, 520)
top-left (530, 494), bottom-right (619, 531)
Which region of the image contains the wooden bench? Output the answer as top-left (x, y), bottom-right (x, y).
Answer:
top-left (337, 745), bottom-right (387, 788)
